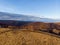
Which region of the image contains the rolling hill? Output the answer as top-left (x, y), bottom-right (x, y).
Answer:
top-left (0, 29), bottom-right (60, 45)
top-left (0, 12), bottom-right (60, 45)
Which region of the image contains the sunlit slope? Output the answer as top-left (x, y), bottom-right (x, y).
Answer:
top-left (0, 29), bottom-right (60, 45)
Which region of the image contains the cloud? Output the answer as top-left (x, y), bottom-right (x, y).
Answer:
top-left (0, 15), bottom-right (10, 18)
top-left (0, 0), bottom-right (60, 20)
top-left (0, 5), bottom-right (15, 13)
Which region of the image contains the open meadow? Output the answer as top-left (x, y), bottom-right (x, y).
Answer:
top-left (0, 28), bottom-right (60, 45)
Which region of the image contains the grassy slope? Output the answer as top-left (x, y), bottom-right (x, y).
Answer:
top-left (0, 28), bottom-right (60, 45)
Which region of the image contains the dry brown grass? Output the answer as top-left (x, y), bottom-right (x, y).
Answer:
top-left (0, 28), bottom-right (60, 45)
top-left (0, 28), bottom-right (10, 32)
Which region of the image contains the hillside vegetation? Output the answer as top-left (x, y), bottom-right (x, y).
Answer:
top-left (0, 28), bottom-right (60, 45)
top-left (19, 22), bottom-right (60, 35)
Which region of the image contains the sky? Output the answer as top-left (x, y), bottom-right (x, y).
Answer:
top-left (0, 0), bottom-right (60, 19)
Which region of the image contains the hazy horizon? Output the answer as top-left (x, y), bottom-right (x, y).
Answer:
top-left (0, 0), bottom-right (60, 19)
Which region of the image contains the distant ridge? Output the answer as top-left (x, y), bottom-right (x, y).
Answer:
top-left (0, 20), bottom-right (33, 26)
top-left (0, 12), bottom-right (60, 22)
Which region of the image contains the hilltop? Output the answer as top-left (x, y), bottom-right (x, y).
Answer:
top-left (0, 29), bottom-right (60, 45)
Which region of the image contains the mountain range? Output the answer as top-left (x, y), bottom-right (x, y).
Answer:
top-left (0, 12), bottom-right (60, 22)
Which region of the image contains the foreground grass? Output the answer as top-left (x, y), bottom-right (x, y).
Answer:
top-left (0, 28), bottom-right (60, 45)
